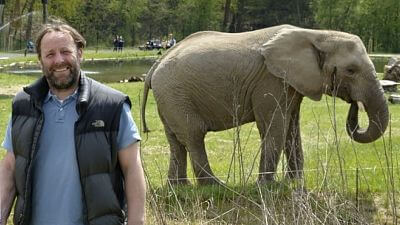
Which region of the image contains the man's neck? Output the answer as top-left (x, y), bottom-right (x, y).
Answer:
top-left (50, 85), bottom-right (78, 101)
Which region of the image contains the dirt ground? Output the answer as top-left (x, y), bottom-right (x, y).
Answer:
top-left (0, 85), bottom-right (24, 97)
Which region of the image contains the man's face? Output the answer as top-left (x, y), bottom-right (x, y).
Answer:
top-left (39, 31), bottom-right (82, 90)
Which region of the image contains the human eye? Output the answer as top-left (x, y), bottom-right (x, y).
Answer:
top-left (62, 50), bottom-right (72, 55)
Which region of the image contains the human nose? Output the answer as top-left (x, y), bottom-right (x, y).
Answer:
top-left (53, 52), bottom-right (65, 64)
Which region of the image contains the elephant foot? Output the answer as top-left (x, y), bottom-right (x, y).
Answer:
top-left (285, 170), bottom-right (303, 179)
top-left (167, 178), bottom-right (192, 186)
top-left (256, 179), bottom-right (276, 186)
top-left (257, 173), bottom-right (275, 184)
top-left (257, 178), bottom-right (275, 185)
top-left (197, 176), bottom-right (223, 186)
top-left (291, 185), bottom-right (308, 198)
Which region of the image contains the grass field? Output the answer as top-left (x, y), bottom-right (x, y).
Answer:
top-left (0, 71), bottom-right (399, 224)
top-left (0, 48), bottom-right (159, 66)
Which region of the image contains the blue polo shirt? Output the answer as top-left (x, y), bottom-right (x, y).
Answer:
top-left (1, 91), bottom-right (140, 225)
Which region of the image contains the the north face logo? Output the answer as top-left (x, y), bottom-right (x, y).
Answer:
top-left (91, 120), bottom-right (105, 127)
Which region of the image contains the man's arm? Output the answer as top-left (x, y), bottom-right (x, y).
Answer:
top-left (118, 142), bottom-right (146, 225)
top-left (0, 152), bottom-right (16, 225)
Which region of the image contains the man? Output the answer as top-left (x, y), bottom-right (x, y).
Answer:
top-left (118, 36), bottom-right (124, 52)
top-left (0, 23), bottom-right (146, 225)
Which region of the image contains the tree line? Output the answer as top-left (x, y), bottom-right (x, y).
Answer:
top-left (1, 0), bottom-right (399, 53)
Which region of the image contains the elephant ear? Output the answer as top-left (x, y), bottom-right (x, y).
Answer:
top-left (260, 28), bottom-right (328, 101)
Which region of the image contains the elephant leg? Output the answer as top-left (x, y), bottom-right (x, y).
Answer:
top-left (254, 90), bottom-right (303, 183)
top-left (185, 131), bottom-right (220, 185)
top-left (164, 128), bottom-right (190, 185)
top-left (176, 112), bottom-right (219, 185)
top-left (159, 112), bottom-right (190, 185)
top-left (256, 114), bottom-right (287, 183)
top-left (284, 109), bottom-right (304, 179)
top-left (159, 106), bottom-right (218, 185)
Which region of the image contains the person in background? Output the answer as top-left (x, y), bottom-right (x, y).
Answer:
top-left (166, 34), bottom-right (176, 49)
top-left (24, 40), bottom-right (35, 56)
top-left (118, 35), bottom-right (124, 52)
top-left (113, 35), bottom-right (119, 51)
top-left (0, 22), bottom-right (146, 225)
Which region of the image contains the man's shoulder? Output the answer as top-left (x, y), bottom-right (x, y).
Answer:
top-left (84, 77), bottom-right (130, 108)
top-left (11, 90), bottom-right (36, 117)
top-left (13, 89), bottom-right (31, 104)
top-left (88, 77), bottom-right (126, 97)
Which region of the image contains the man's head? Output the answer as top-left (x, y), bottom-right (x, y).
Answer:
top-left (35, 23), bottom-right (86, 91)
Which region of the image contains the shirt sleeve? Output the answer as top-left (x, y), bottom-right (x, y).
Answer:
top-left (1, 117), bottom-right (13, 152)
top-left (117, 103), bottom-right (141, 151)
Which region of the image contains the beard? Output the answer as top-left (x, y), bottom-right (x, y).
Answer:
top-left (43, 62), bottom-right (80, 90)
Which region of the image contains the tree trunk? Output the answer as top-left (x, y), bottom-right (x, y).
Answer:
top-left (25, 0), bottom-right (35, 42)
top-left (131, 24), bottom-right (136, 47)
top-left (228, 13), bottom-right (236, 33)
top-left (96, 31), bottom-right (99, 53)
top-left (42, 1), bottom-right (48, 24)
top-left (236, 0), bottom-right (245, 32)
top-left (222, 0), bottom-right (231, 32)
top-left (0, 1), bottom-right (4, 27)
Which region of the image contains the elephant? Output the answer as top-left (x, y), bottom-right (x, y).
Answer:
top-left (141, 24), bottom-right (389, 185)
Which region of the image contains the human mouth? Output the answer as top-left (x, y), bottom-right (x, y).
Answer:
top-left (53, 67), bottom-right (69, 72)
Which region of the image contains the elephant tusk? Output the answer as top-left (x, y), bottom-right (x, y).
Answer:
top-left (357, 101), bottom-right (365, 112)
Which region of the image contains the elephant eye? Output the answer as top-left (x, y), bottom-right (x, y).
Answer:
top-left (346, 68), bottom-right (355, 75)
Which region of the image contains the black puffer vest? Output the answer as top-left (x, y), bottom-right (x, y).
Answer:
top-left (11, 73), bottom-right (130, 225)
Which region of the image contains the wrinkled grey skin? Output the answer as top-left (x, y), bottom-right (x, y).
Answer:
top-left (141, 25), bottom-right (389, 185)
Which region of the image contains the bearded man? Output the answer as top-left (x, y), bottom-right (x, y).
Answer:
top-left (0, 23), bottom-right (146, 225)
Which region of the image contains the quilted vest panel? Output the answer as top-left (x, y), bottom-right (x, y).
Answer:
top-left (11, 75), bottom-right (130, 225)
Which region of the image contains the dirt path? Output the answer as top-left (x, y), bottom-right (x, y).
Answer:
top-left (0, 85), bottom-right (24, 97)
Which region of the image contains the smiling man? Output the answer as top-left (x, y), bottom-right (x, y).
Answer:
top-left (0, 23), bottom-right (146, 225)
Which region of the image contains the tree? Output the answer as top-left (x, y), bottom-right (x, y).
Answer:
top-left (1, 0), bottom-right (398, 52)
top-left (313, 0), bottom-right (400, 52)
top-left (228, 0), bottom-right (314, 32)
top-left (222, 0), bottom-right (231, 31)
top-left (25, 0), bottom-right (36, 42)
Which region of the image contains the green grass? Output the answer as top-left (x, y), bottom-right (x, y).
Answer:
top-left (83, 48), bottom-right (161, 59)
top-left (1, 73), bottom-right (399, 224)
top-left (0, 48), bottom-right (160, 66)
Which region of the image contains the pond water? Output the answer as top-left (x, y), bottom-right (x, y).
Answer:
top-left (4, 58), bottom-right (155, 83)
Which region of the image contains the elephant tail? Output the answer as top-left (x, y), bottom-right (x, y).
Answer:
top-left (141, 59), bottom-right (160, 133)
top-left (141, 77), bottom-right (151, 133)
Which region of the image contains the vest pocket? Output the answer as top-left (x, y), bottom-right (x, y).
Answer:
top-left (84, 173), bottom-right (122, 220)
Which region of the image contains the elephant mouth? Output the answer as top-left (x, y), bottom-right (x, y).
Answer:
top-left (328, 66), bottom-right (352, 103)
top-left (332, 87), bottom-right (352, 103)
top-left (341, 95), bottom-right (352, 103)
top-left (346, 89), bottom-right (389, 143)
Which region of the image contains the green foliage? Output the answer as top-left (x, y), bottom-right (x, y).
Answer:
top-left (2, 0), bottom-right (399, 52)
top-left (243, 0), bottom-right (315, 29)
top-left (48, 0), bottom-right (81, 22)
top-left (1, 71), bottom-right (399, 224)
top-left (312, 0), bottom-right (400, 52)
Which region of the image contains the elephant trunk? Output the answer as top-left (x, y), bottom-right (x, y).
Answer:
top-left (346, 83), bottom-right (389, 143)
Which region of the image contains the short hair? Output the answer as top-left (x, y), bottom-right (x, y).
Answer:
top-left (35, 23), bottom-right (86, 58)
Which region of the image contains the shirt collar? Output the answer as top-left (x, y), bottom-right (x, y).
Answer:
top-left (44, 89), bottom-right (79, 105)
